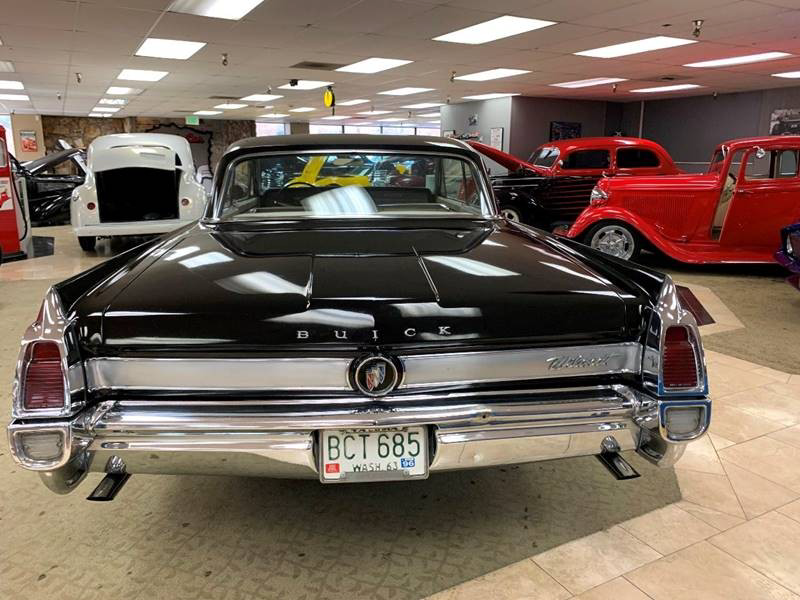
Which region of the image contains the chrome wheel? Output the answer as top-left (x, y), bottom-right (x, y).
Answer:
top-left (590, 225), bottom-right (636, 260)
top-left (500, 207), bottom-right (521, 222)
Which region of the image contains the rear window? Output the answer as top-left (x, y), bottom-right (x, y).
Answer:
top-left (561, 149), bottom-right (610, 170)
top-left (616, 148), bottom-right (660, 168)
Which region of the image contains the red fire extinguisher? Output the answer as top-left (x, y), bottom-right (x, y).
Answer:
top-left (0, 124), bottom-right (28, 261)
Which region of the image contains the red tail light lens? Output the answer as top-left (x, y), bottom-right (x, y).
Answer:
top-left (86, 202), bottom-right (96, 211)
top-left (662, 326), bottom-right (698, 389)
top-left (22, 341), bottom-right (66, 410)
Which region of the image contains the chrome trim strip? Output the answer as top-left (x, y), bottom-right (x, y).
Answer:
top-left (400, 343), bottom-right (641, 388)
top-left (84, 343), bottom-right (641, 393)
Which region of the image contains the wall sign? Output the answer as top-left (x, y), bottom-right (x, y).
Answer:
top-left (770, 108), bottom-right (800, 135)
top-left (19, 130), bottom-right (38, 152)
top-left (489, 127), bottom-right (504, 150)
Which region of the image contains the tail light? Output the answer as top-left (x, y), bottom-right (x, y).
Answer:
top-left (22, 341), bottom-right (66, 410)
top-left (662, 326), bottom-right (698, 389)
top-left (181, 198), bottom-right (191, 207)
top-left (86, 202), bottom-right (96, 211)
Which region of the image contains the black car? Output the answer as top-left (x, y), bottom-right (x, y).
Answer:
top-left (8, 135), bottom-right (710, 498)
top-left (11, 148), bottom-right (86, 225)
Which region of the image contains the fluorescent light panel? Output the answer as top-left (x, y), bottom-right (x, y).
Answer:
top-left (379, 117), bottom-right (404, 122)
top-left (337, 58), bottom-right (411, 73)
top-left (357, 110), bottom-right (392, 115)
top-left (773, 71), bottom-right (800, 78)
top-left (168, 0), bottom-right (264, 20)
top-left (338, 99), bottom-right (369, 106)
top-left (434, 15), bottom-right (555, 45)
top-left (0, 80), bottom-right (23, 89)
top-left (630, 84), bottom-right (703, 93)
top-left (107, 86), bottom-right (142, 95)
top-left (0, 60), bottom-right (15, 72)
top-left (418, 112), bottom-right (440, 118)
top-left (455, 68), bottom-right (530, 81)
top-left (118, 69), bottom-right (168, 81)
top-left (194, 110), bottom-right (221, 115)
top-left (462, 93), bottom-right (519, 100)
top-left (0, 93), bottom-right (29, 101)
top-left (93, 106), bottom-right (120, 113)
top-left (214, 103), bottom-right (246, 109)
top-left (402, 102), bottom-right (444, 109)
top-left (260, 113), bottom-right (288, 118)
top-left (88, 113), bottom-right (110, 117)
top-left (551, 77), bottom-right (627, 88)
top-left (136, 38), bottom-right (206, 60)
top-left (288, 107), bottom-right (315, 112)
top-left (379, 87), bottom-right (434, 96)
top-left (99, 98), bottom-right (126, 105)
top-left (321, 115), bottom-right (349, 120)
top-left (278, 80), bottom-right (333, 90)
top-left (684, 52), bottom-right (792, 68)
top-left (241, 93), bottom-right (283, 102)
top-left (575, 36), bottom-right (696, 58)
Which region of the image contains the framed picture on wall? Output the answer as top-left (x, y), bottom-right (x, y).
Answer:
top-left (19, 130), bottom-right (38, 152)
top-left (770, 108), bottom-right (800, 135)
top-left (489, 127), bottom-right (504, 150)
top-left (549, 121), bottom-right (581, 141)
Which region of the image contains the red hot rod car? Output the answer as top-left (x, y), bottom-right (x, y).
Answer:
top-left (470, 137), bottom-right (680, 230)
top-left (565, 136), bottom-right (800, 263)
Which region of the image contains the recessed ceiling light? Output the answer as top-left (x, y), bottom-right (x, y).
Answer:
top-left (107, 86), bottom-right (142, 95)
top-left (772, 71), bottom-right (800, 78)
top-left (241, 93), bottom-right (283, 102)
top-left (321, 115), bottom-right (349, 120)
top-left (336, 58), bottom-right (412, 74)
top-left (88, 113), bottom-right (111, 118)
top-left (455, 68), bottom-right (530, 81)
top-left (462, 93), bottom-right (519, 100)
top-left (379, 117), bottom-right (404, 122)
top-left (337, 99), bottom-right (369, 106)
top-left (550, 77), bottom-right (628, 88)
top-left (168, 0), bottom-right (265, 20)
top-left (427, 121), bottom-right (441, 124)
top-left (214, 103), bottom-right (247, 109)
top-left (278, 80), bottom-right (333, 90)
top-left (402, 102), bottom-right (444, 109)
top-left (0, 61), bottom-right (15, 72)
top-left (575, 36), bottom-right (696, 58)
top-left (379, 87), bottom-right (434, 96)
top-left (684, 52), bottom-right (792, 68)
top-left (260, 113), bottom-right (289, 118)
top-left (99, 98), bottom-right (127, 105)
top-left (630, 83), bottom-right (703, 93)
top-left (136, 38), bottom-right (206, 60)
top-left (357, 110), bottom-right (392, 115)
top-left (434, 15), bottom-right (556, 45)
top-left (194, 110), bottom-right (222, 115)
top-left (0, 80), bottom-right (23, 90)
top-left (118, 69), bottom-right (168, 82)
top-left (93, 106), bottom-right (120, 113)
top-left (288, 107), bottom-right (315, 112)
top-left (0, 93), bottom-right (29, 101)
top-left (418, 112), bottom-right (440, 118)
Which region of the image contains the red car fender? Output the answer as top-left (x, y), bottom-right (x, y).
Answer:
top-left (566, 206), bottom-right (705, 263)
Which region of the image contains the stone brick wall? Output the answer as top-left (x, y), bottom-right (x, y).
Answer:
top-left (40, 116), bottom-right (255, 170)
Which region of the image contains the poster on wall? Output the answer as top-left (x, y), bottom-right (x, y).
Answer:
top-left (770, 108), bottom-right (800, 135)
top-left (19, 130), bottom-right (38, 152)
top-left (489, 127), bottom-right (504, 150)
top-left (549, 121), bottom-right (581, 141)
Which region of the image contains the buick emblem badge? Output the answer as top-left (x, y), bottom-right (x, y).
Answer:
top-left (352, 355), bottom-right (400, 397)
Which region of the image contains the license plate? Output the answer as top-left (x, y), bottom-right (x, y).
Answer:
top-left (319, 427), bottom-right (428, 483)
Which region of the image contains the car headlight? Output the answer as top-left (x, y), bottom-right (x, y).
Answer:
top-left (787, 233), bottom-right (795, 257)
top-left (589, 186), bottom-right (609, 206)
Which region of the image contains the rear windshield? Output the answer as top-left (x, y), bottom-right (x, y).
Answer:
top-left (215, 152), bottom-right (492, 221)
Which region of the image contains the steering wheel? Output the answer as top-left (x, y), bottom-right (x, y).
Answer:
top-left (282, 181), bottom-right (317, 190)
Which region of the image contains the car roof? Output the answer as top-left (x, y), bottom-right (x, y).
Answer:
top-left (535, 137), bottom-right (667, 153)
top-left (720, 135), bottom-right (800, 151)
top-left (227, 134), bottom-right (477, 157)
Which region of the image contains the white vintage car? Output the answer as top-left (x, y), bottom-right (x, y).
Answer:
top-left (71, 133), bottom-right (207, 251)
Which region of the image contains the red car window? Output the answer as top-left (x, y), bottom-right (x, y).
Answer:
top-left (561, 149), bottom-right (610, 170)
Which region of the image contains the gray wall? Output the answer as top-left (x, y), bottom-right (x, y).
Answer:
top-left (508, 96), bottom-right (609, 160)
top-left (440, 97), bottom-right (512, 174)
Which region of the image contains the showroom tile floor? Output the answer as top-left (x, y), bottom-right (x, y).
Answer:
top-left (2, 227), bottom-right (800, 600)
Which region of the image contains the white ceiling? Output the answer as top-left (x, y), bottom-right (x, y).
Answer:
top-left (1, 0), bottom-right (800, 124)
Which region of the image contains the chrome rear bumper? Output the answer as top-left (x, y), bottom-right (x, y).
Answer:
top-left (8, 386), bottom-right (710, 494)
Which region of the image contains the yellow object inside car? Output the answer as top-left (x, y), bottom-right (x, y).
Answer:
top-left (286, 155), bottom-right (372, 187)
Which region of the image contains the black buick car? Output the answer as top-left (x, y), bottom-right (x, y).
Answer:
top-left (8, 135), bottom-right (710, 499)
